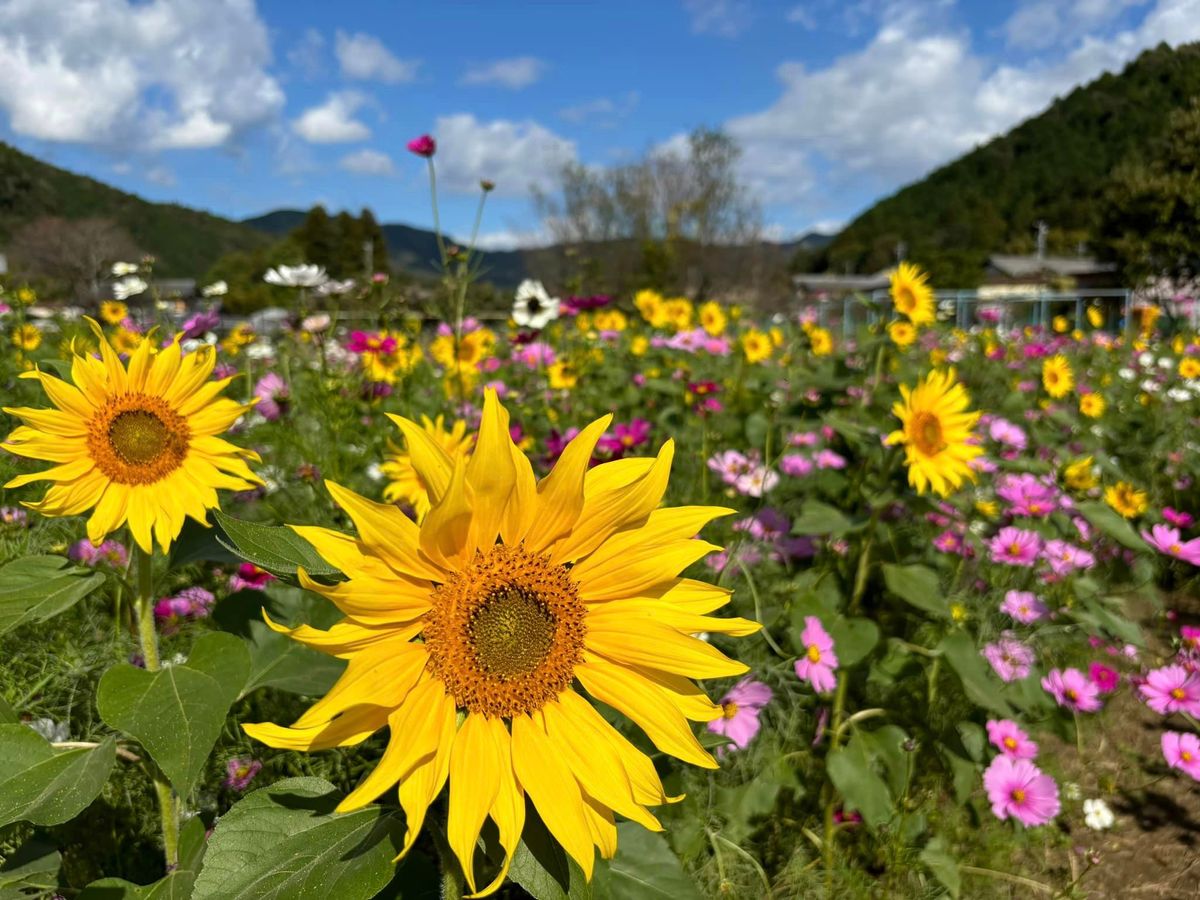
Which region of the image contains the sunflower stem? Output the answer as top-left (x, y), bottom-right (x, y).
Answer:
top-left (133, 545), bottom-right (180, 871)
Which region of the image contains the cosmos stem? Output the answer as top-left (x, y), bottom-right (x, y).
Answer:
top-left (133, 544), bottom-right (180, 870)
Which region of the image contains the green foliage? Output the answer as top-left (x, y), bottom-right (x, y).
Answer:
top-left (0, 725), bottom-right (116, 828)
top-left (814, 42), bottom-right (1200, 283)
top-left (0, 555), bottom-right (106, 636)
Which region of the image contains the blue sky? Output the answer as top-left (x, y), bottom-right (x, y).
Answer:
top-left (0, 0), bottom-right (1194, 250)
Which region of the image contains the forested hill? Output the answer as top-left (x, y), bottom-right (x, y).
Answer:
top-left (808, 42), bottom-right (1200, 285)
top-left (0, 141), bottom-right (270, 277)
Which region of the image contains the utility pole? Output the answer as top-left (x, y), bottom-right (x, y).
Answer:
top-left (895, 241), bottom-right (907, 263)
top-left (1035, 221), bottom-right (1048, 260)
top-left (363, 240), bottom-right (373, 279)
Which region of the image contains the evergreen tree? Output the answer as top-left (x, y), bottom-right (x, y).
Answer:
top-left (295, 206), bottom-right (335, 271)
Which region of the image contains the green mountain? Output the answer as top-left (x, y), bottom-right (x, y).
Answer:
top-left (812, 41), bottom-right (1200, 285)
top-left (0, 141), bottom-right (270, 277)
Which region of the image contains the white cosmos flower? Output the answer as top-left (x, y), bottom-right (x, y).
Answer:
top-left (512, 279), bottom-right (560, 330)
top-left (316, 278), bottom-right (356, 296)
top-left (366, 462), bottom-right (385, 482)
top-left (1141, 379), bottom-right (1161, 393)
top-left (1167, 387), bottom-right (1192, 402)
top-left (264, 264), bottom-right (328, 288)
top-left (112, 276), bottom-right (148, 300)
top-left (1138, 352), bottom-right (1154, 367)
top-left (202, 280), bottom-right (228, 297)
top-left (301, 313), bottom-right (332, 333)
top-left (111, 261), bottom-right (138, 277)
top-left (1083, 798), bottom-right (1115, 830)
top-left (1118, 368), bottom-right (1136, 381)
top-left (1158, 357), bottom-right (1174, 369)
top-left (245, 341), bottom-right (275, 360)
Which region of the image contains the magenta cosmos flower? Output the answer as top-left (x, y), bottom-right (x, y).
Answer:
top-left (1163, 507), bottom-right (1195, 528)
top-left (982, 636), bottom-right (1035, 682)
top-left (983, 756), bottom-right (1060, 826)
top-left (406, 134), bottom-right (436, 157)
top-left (228, 563), bottom-right (276, 592)
top-left (1042, 540), bottom-right (1096, 575)
top-left (794, 617), bottom-right (839, 693)
top-left (1088, 663), bottom-right (1121, 694)
top-left (707, 677), bottom-right (773, 753)
top-left (986, 719), bottom-right (1039, 759)
top-left (1042, 668), bottom-right (1103, 712)
top-left (1142, 524), bottom-right (1200, 566)
top-left (1139, 664), bottom-right (1200, 716)
top-left (597, 419), bottom-right (651, 456)
top-left (223, 757), bottom-right (262, 791)
top-left (1000, 590), bottom-right (1050, 624)
top-left (253, 372), bottom-right (290, 421)
top-left (1162, 731), bottom-right (1200, 781)
top-left (989, 527), bottom-right (1041, 566)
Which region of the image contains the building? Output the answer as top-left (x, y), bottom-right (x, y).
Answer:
top-left (982, 254), bottom-right (1119, 291)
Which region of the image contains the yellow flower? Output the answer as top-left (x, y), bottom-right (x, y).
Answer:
top-left (220, 323), bottom-right (255, 356)
top-left (1079, 392), bottom-right (1105, 418)
top-left (109, 327), bottom-right (146, 356)
top-left (11, 324), bottom-right (41, 351)
top-left (99, 301), bottom-right (128, 325)
top-left (740, 329), bottom-right (772, 363)
top-left (634, 289), bottom-right (664, 325)
top-left (1104, 481), bottom-right (1147, 519)
top-left (1173, 335), bottom-right (1188, 354)
top-left (592, 309), bottom-right (627, 332)
top-left (888, 320), bottom-right (917, 349)
top-left (887, 368), bottom-right (981, 497)
top-left (662, 298), bottom-right (693, 331)
top-left (244, 391), bottom-right (754, 893)
top-left (1052, 315), bottom-right (1069, 333)
top-left (1063, 457), bottom-right (1097, 492)
top-left (698, 301), bottom-right (727, 336)
top-left (1134, 305), bottom-right (1160, 335)
top-left (362, 332), bottom-right (423, 384)
top-left (1086, 306), bottom-right (1104, 328)
top-left (889, 262), bottom-right (935, 327)
top-left (975, 500), bottom-right (999, 518)
top-left (1042, 354), bottom-right (1074, 398)
top-left (929, 348), bottom-right (947, 367)
top-left (950, 603), bottom-right (968, 623)
top-left (810, 327), bottom-right (834, 357)
top-left (630, 336), bottom-right (649, 357)
top-left (15, 286), bottom-right (36, 306)
top-left (381, 416), bottom-right (474, 521)
top-left (547, 360), bottom-right (578, 390)
top-left (2, 320), bottom-right (261, 553)
top-left (431, 329), bottom-right (496, 372)
top-left (575, 313), bottom-right (592, 333)
top-left (1180, 357), bottom-right (1200, 380)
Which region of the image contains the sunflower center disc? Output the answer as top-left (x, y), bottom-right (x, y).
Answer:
top-left (424, 544), bottom-right (587, 718)
top-left (109, 410), bottom-right (171, 465)
top-left (469, 587), bottom-right (556, 677)
top-left (911, 411), bottom-right (947, 456)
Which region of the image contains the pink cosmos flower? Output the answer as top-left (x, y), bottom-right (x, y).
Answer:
top-left (229, 563), bottom-right (276, 593)
top-left (1000, 590), bottom-right (1049, 624)
top-left (789, 431), bottom-right (820, 447)
top-left (707, 450), bottom-right (752, 484)
top-left (1139, 664), bottom-right (1200, 716)
top-left (253, 372), bottom-right (289, 421)
top-left (1162, 731), bottom-right (1200, 781)
top-left (707, 677), bottom-right (773, 753)
top-left (1042, 668), bottom-right (1103, 712)
top-left (181, 308), bottom-right (220, 339)
top-left (794, 617), bottom-right (838, 693)
top-left (346, 330), bottom-right (397, 355)
top-left (983, 756), bottom-right (1060, 826)
top-left (1088, 663), bottom-right (1120, 694)
top-left (986, 719), bottom-right (1039, 759)
top-left (406, 134), bottom-right (436, 157)
top-left (815, 449), bottom-right (847, 470)
top-left (983, 637), bottom-right (1035, 682)
top-left (996, 473), bottom-right (1059, 517)
top-left (780, 454), bottom-right (814, 477)
top-left (987, 418), bottom-right (1027, 451)
top-left (69, 539), bottom-right (129, 568)
top-left (989, 527), bottom-right (1042, 566)
top-left (1142, 524), bottom-right (1200, 566)
top-left (224, 757), bottom-right (263, 791)
top-left (734, 466), bottom-right (779, 497)
top-left (1181, 625), bottom-right (1200, 656)
top-left (1042, 539), bottom-right (1096, 575)
top-left (597, 420), bottom-right (651, 456)
top-left (1163, 507), bottom-right (1194, 528)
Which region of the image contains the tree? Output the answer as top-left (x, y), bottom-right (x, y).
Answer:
top-left (294, 206), bottom-right (335, 272)
top-left (358, 208), bottom-right (390, 275)
top-left (1098, 99), bottom-right (1200, 284)
top-left (9, 217), bottom-right (141, 299)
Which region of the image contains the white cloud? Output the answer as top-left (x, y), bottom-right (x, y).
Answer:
top-left (473, 227), bottom-right (552, 251)
top-left (145, 165), bottom-right (176, 186)
top-left (785, 5), bottom-right (817, 28)
top-left (559, 91), bottom-right (640, 125)
top-left (335, 31), bottom-right (419, 83)
top-left (432, 113), bottom-right (578, 196)
top-left (460, 57), bottom-right (546, 89)
top-left (1004, 0), bottom-right (1150, 49)
top-left (727, 0), bottom-right (1200, 213)
top-left (293, 92), bottom-right (371, 143)
top-left (0, 0), bottom-right (283, 148)
top-left (684, 0), bottom-right (753, 37)
top-left (338, 148), bottom-right (396, 177)
top-left (287, 27), bottom-right (325, 78)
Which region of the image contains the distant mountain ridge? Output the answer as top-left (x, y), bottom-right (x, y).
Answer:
top-left (813, 41), bottom-right (1200, 284)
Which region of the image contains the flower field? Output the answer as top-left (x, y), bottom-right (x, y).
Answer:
top-left (2, 255), bottom-right (1200, 899)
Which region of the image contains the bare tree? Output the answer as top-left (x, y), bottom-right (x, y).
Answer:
top-left (10, 217), bottom-right (141, 300)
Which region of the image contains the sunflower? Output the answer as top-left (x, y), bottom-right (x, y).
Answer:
top-left (1180, 357), bottom-right (1200, 380)
top-left (1079, 392), bottom-right (1105, 418)
top-left (888, 320), bottom-right (916, 349)
top-left (99, 301), bottom-right (128, 325)
top-left (740, 329), bottom-right (772, 363)
top-left (547, 360), bottom-right (578, 390)
top-left (1104, 481), bottom-right (1147, 519)
top-left (810, 327), bottom-right (834, 357)
top-left (1063, 456), bottom-right (1098, 492)
top-left (1042, 355), bottom-right (1074, 398)
top-left (244, 391), bottom-right (755, 895)
top-left (1087, 306), bottom-right (1104, 328)
top-left (887, 368), bottom-right (982, 496)
top-left (698, 301), bottom-right (727, 336)
top-left (1052, 315), bottom-right (1070, 334)
top-left (889, 262), bottom-right (935, 327)
top-left (2, 320), bottom-right (262, 553)
top-left (381, 415), bottom-right (474, 520)
top-left (11, 324), bottom-right (41, 351)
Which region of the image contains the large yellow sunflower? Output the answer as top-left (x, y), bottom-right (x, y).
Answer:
top-left (2, 320), bottom-right (261, 553)
top-left (380, 414), bottom-right (474, 520)
top-left (889, 262), bottom-right (935, 327)
top-left (245, 390), bottom-right (756, 895)
top-left (887, 368), bottom-right (981, 496)
top-left (1042, 354), bottom-right (1074, 398)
